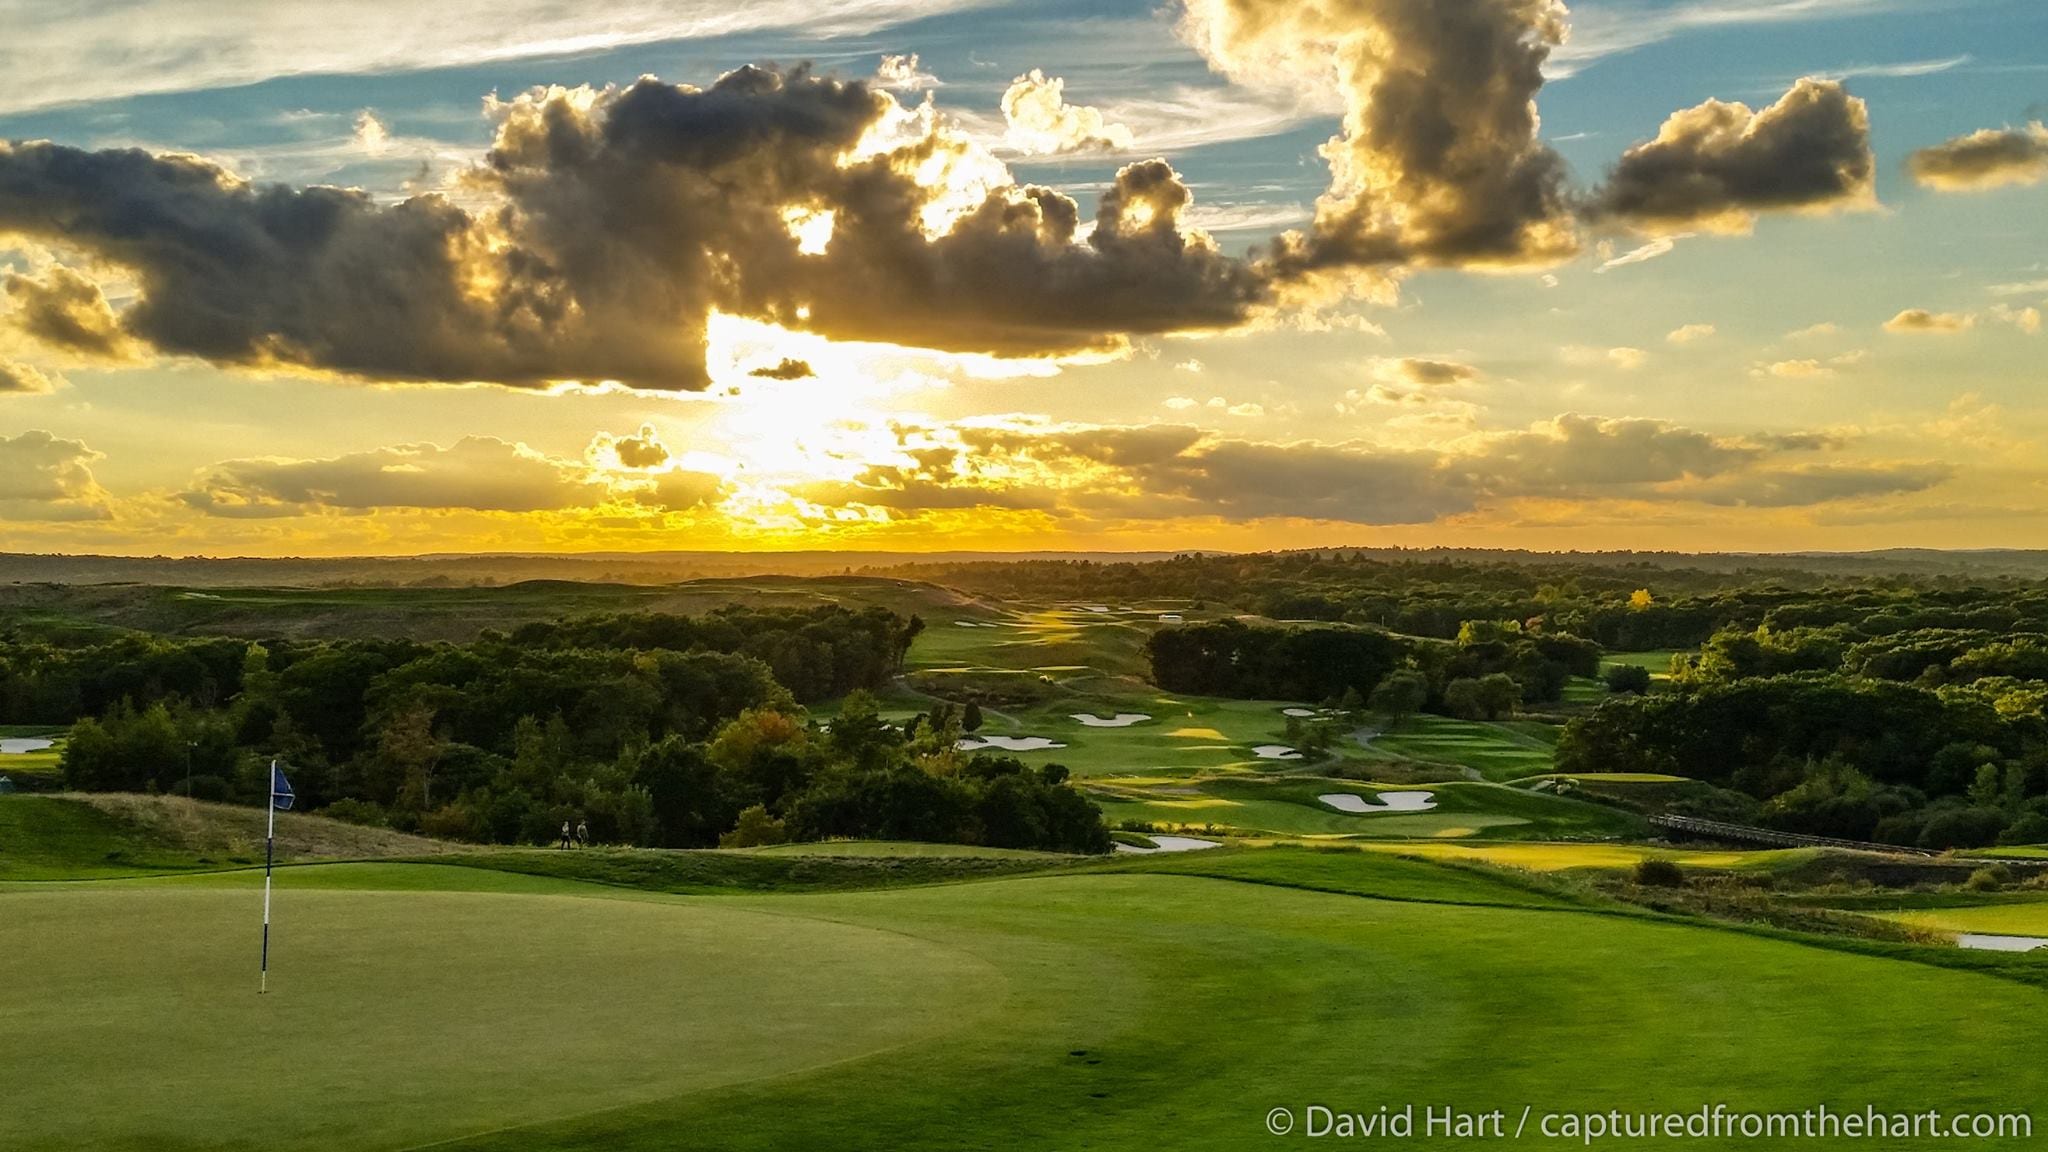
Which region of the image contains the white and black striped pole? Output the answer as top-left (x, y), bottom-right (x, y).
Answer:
top-left (261, 758), bottom-right (292, 994)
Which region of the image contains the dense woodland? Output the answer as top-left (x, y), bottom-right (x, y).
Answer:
top-left (4, 604), bottom-right (1106, 853)
top-left (887, 552), bottom-right (2048, 650)
top-left (1025, 552), bottom-right (2048, 850)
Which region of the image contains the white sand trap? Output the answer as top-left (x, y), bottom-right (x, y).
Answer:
top-left (0, 738), bottom-right (53, 754)
top-left (1115, 835), bottom-right (1222, 855)
top-left (1072, 713), bottom-right (1151, 727)
top-left (1082, 605), bottom-right (1110, 614)
top-left (1252, 744), bottom-right (1303, 760)
top-left (957, 735), bottom-right (1068, 752)
top-left (1281, 707), bottom-right (1323, 718)
top-left (1319, 790), bottom-right (1438, 814)
top-left (953, 620), bottom-right (981, 628)
top-left (1158, 613), bottom-right (1184, 623)
top-left (1958, 933), bottom-right (2048, 952)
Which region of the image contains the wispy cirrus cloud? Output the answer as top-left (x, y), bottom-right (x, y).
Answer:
top-left (1549, 0), bottom-right (1907, 79)
top-left (0, 0), bottom-right (1004, 115)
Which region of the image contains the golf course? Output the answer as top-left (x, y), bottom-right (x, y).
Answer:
top-left (6, 567), bottom-right (2048, 1149)
top-left (7, 825), bottom-right (2048, 1150)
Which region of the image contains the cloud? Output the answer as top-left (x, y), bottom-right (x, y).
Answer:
top-left (1000, 70), bottom-right (1134, 155)
top-left (353, 111), bottom-right (391, 155)
top-left (1686, 462), bottom-right (1952, 507)
top-left (1598, 235), bottom-right (1689, 271)
top-left (0, 430), bottom-right (112, 521)
top-left (0, 0), bottom-right (1001, 115)
top-left (749, 357), bottom-right (816, 380)
top-left (839, 411), bottom-right (1918, 525)
top-left (1549, 0), bottom-right (1901, 80)
top-left (1785, 321), bottom-right (1840, 339)
top-left (1907, 123), bottom-right (2048, 190)
top-left (636, 468), bottom-right (728, 512)
top-left (876, 54), bottom-right (939, 92)
top-left (2, 265), bottom-right (139, 360)
top-left (1808, 55), bottom-right (1971, 83)
top-left (1667, 323), bottom-right (1716, 344)
top-left (1179, 0), bottom-right (1579, 273)
top-left (178, 437), bottom-right (610, 517)
top-left (1591, 78), bottom-right (1875, 233)
top-left (1562, 345), bottom-right (1646, 370)
top-left (0, 360), bottom-right (58, 394)
top-left (1753, 350), bottom-right (1866, 377)
top-left (1373, 357), bottom-right (1480, 386)
top-left (590, 424), bottom-right (671, 470)
top-left (1884, 308), bottom-right (1974, 334)
top-left (0, 69), bottom-right (1269, 391)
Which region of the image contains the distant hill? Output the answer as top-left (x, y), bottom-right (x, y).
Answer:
top-left (3, 546), bottom-right (2047, 588)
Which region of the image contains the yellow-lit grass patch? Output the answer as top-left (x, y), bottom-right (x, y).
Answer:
top-left (1167, 727), bottom-right (1228, 740)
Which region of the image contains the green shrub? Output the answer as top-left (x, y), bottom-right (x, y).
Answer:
top-left (1633, 858), bottom-right (1685, 887)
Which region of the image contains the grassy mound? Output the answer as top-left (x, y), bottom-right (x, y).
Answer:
top-left (0, 794), bottom-right (444, 880)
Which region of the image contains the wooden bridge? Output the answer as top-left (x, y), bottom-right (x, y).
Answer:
top-left (1647, 813), bottom-right (2048, 867)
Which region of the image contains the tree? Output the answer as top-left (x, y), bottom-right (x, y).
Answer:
top-left (719, 804), bottom-right (788, 848)
top-left (1442, 678), bottom-right (1485, 720)
top-left (1366, 670), bottom-right (1427, 728)
top-left (961, 700), bottom-right (984, 732)
top-left (1604, 664), bottom-right (1652, 695)
top-left (1629, 589), bottom-right (1655, 609)
top-left (1475, 673), bottom-right (1521, 719)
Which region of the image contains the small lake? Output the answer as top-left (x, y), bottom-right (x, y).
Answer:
top-left (0, 738), bottom-right (54, 755)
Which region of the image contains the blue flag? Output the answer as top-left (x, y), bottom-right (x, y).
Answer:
top-left (271, 763), bottom-right (295, 811)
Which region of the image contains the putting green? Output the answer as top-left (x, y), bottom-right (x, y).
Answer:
top-left (0, 881), bottom-right (995, 1152)
top-left (10, 853), bottom-right (2047, 1150)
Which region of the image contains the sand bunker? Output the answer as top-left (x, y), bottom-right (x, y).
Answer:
top-left (1319, 791), bottom-right (1438, 814)
top-left (1158, 614), bottom-right (1184, 623)
top-left (1114, 835), bottom-right (1222, 855)
top-left (1082, 605), bottom-right (1110, 614)
top-left (1958, 933), bottom-right (2048, 952)
top-left (953, 621), bottom-right (1002, 629)
top-left (0, 738), bottom-right (53, 754)
top-left (1252, 745), bottom-right (1303, 760)
top-left (957, 735), bottom-right (1068, 752)
top-left (1281, 707), bottom-right (1323, 718)
top-left (1072, 713), bottom-right (1150, 727)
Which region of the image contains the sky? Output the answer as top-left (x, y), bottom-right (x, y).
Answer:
top-left (0, 0), bottom-right (2043, 557)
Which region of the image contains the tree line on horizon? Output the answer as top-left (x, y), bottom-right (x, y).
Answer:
top-left (0, 604), bottom-right (1107, 853)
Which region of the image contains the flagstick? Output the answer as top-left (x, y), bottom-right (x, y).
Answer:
top-left (261, 758), bottom-right (276, 995)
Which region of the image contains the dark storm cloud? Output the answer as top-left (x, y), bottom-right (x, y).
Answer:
top-left (3, 264), bottom-right (136, 359)
top-left (0, 67), bottom-right (1266, 389)
top-left (1907, 123), bottom-right (2048, 190)
top-left (1591, 78), bottom-right (1875, 232)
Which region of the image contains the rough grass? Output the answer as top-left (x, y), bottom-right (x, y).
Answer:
top-left (1085, 776), bottom-right (1643, 841)
top-left (0, 794), bottom-right (444, 880)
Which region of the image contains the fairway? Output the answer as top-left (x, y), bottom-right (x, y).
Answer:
top-left (7, 853), bottom-right (2047, 1150)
